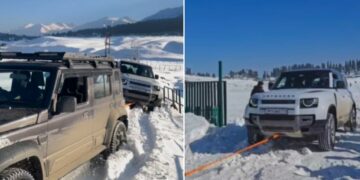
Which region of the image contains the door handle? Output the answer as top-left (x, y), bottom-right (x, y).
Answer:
top-left (38, 134), bottom-right (48, 145)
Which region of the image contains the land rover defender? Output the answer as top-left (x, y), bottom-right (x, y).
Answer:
top-left (244, 69), bottom-right (357, 151)
top-left (119, 60), bottom-right (162, 110)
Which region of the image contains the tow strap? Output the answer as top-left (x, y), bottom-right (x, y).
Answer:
top-left (185, 133), bottom-right (281, 177)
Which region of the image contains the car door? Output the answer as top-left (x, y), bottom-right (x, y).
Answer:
top-left (333, 73), bottom-right (347, 122)
top-left (342, 80), bottom-right (354, 121)
top-left (45, 74), bottom-right (94, 176)
top-left (91, 72), bottom-right (113, 147)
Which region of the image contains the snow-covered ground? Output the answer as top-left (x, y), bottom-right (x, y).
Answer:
top-left (0, 36), bottom-right (184, 179)
top-left (1, 36), bottom-right (183, 62)
top-left (185, 76), bottom-right (360, 180)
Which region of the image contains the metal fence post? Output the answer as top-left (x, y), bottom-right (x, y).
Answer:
top-left (172, 89), bottom-right (176, 108)
top-left (163, 87), bottom-right (166, 102)
top-left (218, 61), bottom-right (223, 127)
top-left (178, 89), bottom-right (182, 113)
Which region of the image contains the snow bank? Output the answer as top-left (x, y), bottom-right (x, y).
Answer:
top-left (106, 150), bottom-right (134, 180)
top-left (133, 105), bottom-right (184, 180)
top-left (185, 113), bottom-right (211, 144)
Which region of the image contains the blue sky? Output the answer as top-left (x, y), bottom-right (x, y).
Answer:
top-left (0, 0), bottom-right (182, 32)
top-left (186, 0), bottom-right (360, 74)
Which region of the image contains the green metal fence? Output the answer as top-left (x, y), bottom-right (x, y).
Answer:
top-left (185, 81), bottom-right (227, 126)
top-left (163, 86), bottom-right (183, 114)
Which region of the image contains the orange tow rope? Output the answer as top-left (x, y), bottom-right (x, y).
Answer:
top-left (124, 103), bottom-right (134, 109)
top-left (185, 133), bottom-right (281, 177)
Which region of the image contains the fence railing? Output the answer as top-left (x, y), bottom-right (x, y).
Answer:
top-left (185, 81), bottom-right (227, 126)
top-left (163, 86), bottom-right (183, 113)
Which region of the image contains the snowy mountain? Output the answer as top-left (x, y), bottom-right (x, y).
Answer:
top-left (11, 23), bottom-right (74, 36)
top-left (74, 17), bottom-right (135, 31)
top-left (143, 6), bottom-right (183, 21)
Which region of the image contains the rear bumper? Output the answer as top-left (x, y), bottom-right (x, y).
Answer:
top-left (245, 114), bottom-right (327, 137)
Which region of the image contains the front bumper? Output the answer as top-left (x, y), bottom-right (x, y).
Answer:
top-left (123, 89), bottom-right (160, 105)
top-left (245, 114), bottom-right (327, 137)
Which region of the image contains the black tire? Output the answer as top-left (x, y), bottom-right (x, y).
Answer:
top-left (147, 105), bottom-right (155, 112)
top-left (0, 168), bottom-right (34, 180)
top-left (109, 121), bottom-right (127, 153)
top-left (147, 101), bottom-right (161, 112)
top-left (247, 126), bottom-right (264, 145)
top-left (318, 113), bottom-right (336, 151)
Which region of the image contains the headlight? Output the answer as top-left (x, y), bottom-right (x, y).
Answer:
top-left (249, 98), bottom-right (259, 108)
top-left (122, 79), bottom-right (128, 85)
top-left (153, 86), bottom-right (161, 91)
top-left (300, 98), bottom-right (318, 108)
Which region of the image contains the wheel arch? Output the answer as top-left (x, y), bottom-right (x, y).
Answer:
top-left (0, 141), bottom-right (45, 180)
top-left (104, 113), bottom-right (128, 147)
top-left (328, 104), bottom-right (337, 128)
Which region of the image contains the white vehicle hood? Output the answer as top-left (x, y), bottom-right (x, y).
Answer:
top-left (123, 73), bottom-right (160, 87)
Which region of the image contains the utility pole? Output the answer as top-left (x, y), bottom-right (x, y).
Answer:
top-left (104, 25), bottom-right (111, 57)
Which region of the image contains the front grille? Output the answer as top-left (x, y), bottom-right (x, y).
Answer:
top-left (262, 126), bottom-right (294, 131)
top-left (130, 81), bottom-right (151, 88)
top-left (259, 115), bottom-right (296, 121)
top-left (127, 90), bottom-right (150, 97)
top-left (261, 99), bottom-right (295, 104)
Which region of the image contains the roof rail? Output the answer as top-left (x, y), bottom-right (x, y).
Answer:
top-left (0, 52), bottom-right (115, 68)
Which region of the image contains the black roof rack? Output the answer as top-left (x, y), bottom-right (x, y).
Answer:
top-left (0, 52), bottom-right (115, 68)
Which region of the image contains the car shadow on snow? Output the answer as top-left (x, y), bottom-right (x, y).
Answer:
top-left (268, 136), bottom-right (324, 152)
top-left (270, 131), bottom-right (360, 153)
top-left (189, 124), bottom-right (248, 154)
top-left (295, 165), bottom-right (360, 179)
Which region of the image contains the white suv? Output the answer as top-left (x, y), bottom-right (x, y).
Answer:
top-left (244, 69), bottom-right (357, 151)
top-left (119, 60), bottom-right (162, 110)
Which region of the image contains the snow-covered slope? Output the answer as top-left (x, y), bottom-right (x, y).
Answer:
top-left (11, 23), bottom-right (74, 36)
top-left (185, 76), bottom-right (360, 180)
top-left (2, 36), bottom-right (183, 61)
top-left (74, 17), bottom-right (135, 31)
top-left (143, 6), bottom-right (183, 21)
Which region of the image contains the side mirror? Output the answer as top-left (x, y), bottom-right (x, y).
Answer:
top-left (268, 82), bottom-right (274, 90)
top-left (155, 74), bottom-right (159, 79)
top-left (336, 81), bottom-right (345, 89)
top-left (57, 96), bottom-right (76, 113)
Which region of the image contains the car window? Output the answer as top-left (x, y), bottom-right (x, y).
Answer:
top-left (94, 74), bottom-right (111, 99)
top-left (59, 76), bottom-right (88, 104)
top-left (120, 62), bottom-right (154, 79)
top-left (332, 73), bottom-right (338, 87)
top-left (273, 71), bottom-right (330, 89)
top-left (0, 70), bottom-right (52, 108)
top-left (113, 71), bottom-right (121, 95)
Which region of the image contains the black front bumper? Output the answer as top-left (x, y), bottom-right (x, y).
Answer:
top-left (123, 89), bottom-right (159, 105)
top-left (245, 114), bottom-right (327, 135)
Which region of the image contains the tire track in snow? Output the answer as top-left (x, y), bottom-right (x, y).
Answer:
top-left (134, 106), bottom-right (184, 180)
top-left (116, 108), bottom-right (157, 179)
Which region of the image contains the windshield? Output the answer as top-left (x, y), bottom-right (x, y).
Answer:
top-left (0, 70), bottom-right (53, 109)
top-left (120, 61), bottom-right (154, 79)
top-left (273, 71), bottom-right (330, 89)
